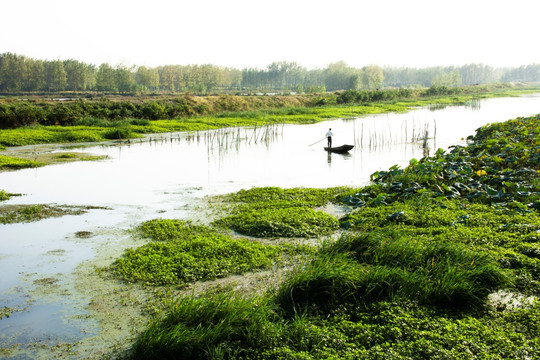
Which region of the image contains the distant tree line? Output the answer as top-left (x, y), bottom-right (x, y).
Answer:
top-left (1, 52), bottom-right (539, 94)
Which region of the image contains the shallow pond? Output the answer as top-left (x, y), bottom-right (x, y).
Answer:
top-left (0, 94), bottom-right (539, 358)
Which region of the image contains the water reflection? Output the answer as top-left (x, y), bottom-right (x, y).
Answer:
top-left (427, 98), bottom-right (482, 111)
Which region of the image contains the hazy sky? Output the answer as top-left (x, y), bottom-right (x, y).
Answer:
top-left (2, 0), bottom-right (538, 69)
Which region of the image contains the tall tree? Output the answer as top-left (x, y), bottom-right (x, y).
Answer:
top-left (159, 65), bottom-right (176, 92)
top-left (64, 59), bottom-right (93, 91)
top-left (96, 63), bottom-right (117, 92)
top-left (45, 60), bottom-right (67, 91)
top-left (0, 52), bottom-right (26, 91)
top-left (362, 65), bottom-right (384, 90)
top-left (115, 64), bottom-right (136, 93)
top-left (324, 61), bottom-right (359, 91)
top-left (24, 59), bottom-right (46, 91)
top-left (135, 66), bottom-right (159, 92)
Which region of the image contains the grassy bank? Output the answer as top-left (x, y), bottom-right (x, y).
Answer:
top-left (115, 114), bottom-right (540, 359)
top-left (0, 102), bottom-right (411, 147)
top-left (1, 85), bottom-right (538, 148)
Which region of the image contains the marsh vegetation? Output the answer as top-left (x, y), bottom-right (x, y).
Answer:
top-left (106, 115), bottom-right (540, 359)
top-left (0, 93), bottom-right (539, 359)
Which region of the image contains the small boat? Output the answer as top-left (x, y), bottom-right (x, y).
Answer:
top-left (324, 144), bottom-right (354, 154)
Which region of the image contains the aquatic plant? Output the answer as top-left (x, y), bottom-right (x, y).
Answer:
top-left (214, 207), bottom-right (339, 238)
top-left (340, 115), bottom-right (540, 216)
top-left (0, 190), bottom-right (10, 201)
top-left (221, 187), bottom-right (349, 208)
top-left (112, 220), bottom-right (283, 286)
top-left (213, 187), bottom-right (348, 238)
top-left (0, 204), bottom-right (86, 224)
top-left (0, 155), bottom-right (45, 169)
top-left (137, 219), bottom-right (217, 242)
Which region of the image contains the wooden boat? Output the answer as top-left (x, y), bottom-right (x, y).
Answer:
top-left (324, 144), bottom-right (354, 154)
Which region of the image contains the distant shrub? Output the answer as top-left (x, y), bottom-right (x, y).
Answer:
top-left (138, 101), bottom-right (167, 120)
top-left (423, 85), bottom-right (463, 97)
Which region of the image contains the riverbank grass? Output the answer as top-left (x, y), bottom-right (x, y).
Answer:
top-left (2, 89), bottom-right (532, 147)
top-left (0, 155), bottom-right (44, 169)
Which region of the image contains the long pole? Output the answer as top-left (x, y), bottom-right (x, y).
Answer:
top-left (309, 137), bottom-right (327, 146)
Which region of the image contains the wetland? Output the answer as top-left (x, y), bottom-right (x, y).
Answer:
top-left (0, 93), bottom-right (539, 359)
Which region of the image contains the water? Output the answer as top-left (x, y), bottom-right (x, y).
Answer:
top-left (0, 94), bottom-right (539, 357)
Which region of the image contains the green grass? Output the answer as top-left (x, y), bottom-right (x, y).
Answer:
top-left (111, 220), bottom-right (293, 286)
top-left (214, 207), bottom-right (339, 238)
top-left (0, 155), bottom-right (45, 169)
top-left (131, 290), bottom-right (540, 360)
top-left (0, 189), bottom-right (14, 201)
top-left (131, 292), bottom-right (280, 360)
top-left (212, 187), bottom-right (349, 238)
top-left (275, 232), bottom-right (512, 316)
top-left (220, 187), bottom-right (350, 208)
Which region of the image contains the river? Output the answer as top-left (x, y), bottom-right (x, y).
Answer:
top-left (0, 94), bottom-right (539, 358)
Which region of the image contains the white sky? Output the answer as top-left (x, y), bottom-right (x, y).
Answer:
top-left (1, 0), bottom-right (538, 70)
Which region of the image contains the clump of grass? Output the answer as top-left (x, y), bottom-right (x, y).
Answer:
top-left (214, 207), bottom-right (339, 238)
top-left (213, 187), bottom-right (348, 238)
top-left (111, 220), bottom-right (282, 286)
top-left (137, 219), bottom-right (217, 241)
top-left (221, 186), bottom-right (350, 208)
top-left (131, 292), bottom-right (279, 360)
top-left (0, 189), bottom-right (15, 201)
top-left (0, 155), bottom-right (45, 169)
top-left (0, 204), bottom-right (85, 224)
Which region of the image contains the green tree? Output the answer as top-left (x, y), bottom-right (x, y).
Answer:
top-left (432, 71), bottom-right (461, 87)
top-left (45, 60), bottom-right (67, 91)
top-left (159, 65), bottom-right (176, 92)
top-left (225, 68), bottom-right (242, 89)
top-left (115, 64), bottom-right (136, 93)
top-left (324, 61), bottom-right (360, 91)
top-left (362, 65), bottom-right (384, 90)
top-left (0, 53), bottom-right (26, 91)
top-left (348, 74), bottom-right (361, 90)
top-left (459, 63), bottom-right (494, 85)
top-left (24, 59), bottom-right (46, 91)
top-left (64, 59), bottom-right (93, 91)
top-left (135, 66), bottom-right (159, 92)
top-left (96, 63), bottom-right (117, 92)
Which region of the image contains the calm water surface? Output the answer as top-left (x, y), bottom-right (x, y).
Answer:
top-left (0, 94), bottom-right (539, 357)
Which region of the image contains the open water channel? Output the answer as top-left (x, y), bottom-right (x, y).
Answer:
top-left (0, 94), bottom-right (539, 358)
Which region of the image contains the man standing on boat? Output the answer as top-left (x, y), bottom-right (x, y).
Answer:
top-left (326, 128), bottom-right (333, 148)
